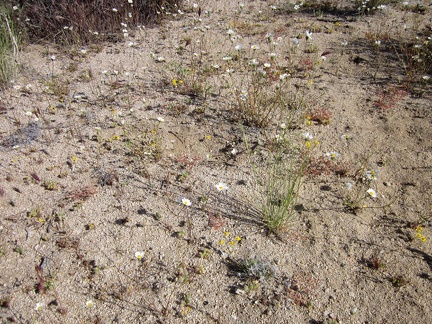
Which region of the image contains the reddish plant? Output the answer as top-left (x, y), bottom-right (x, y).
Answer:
top-left (66, 186), bottom-right (97, 202)
top-left (208, 212), bottom-right (226, 230)
top-left (306, 107), bottom-right (332, 125)
top-left (374, 85), bottom-right (408, 112)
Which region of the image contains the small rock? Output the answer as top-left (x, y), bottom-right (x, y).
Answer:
top-left (234, 287), bottom-right (246, 295)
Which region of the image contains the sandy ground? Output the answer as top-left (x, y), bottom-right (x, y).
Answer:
top-left (0, 1), bottom-right (431, 323)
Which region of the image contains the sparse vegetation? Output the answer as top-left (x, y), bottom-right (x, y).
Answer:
top-left (0, 0), bottom-right (431, 323)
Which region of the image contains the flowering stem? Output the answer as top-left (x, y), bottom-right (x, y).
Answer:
top-left (185, 206), bottom-right (193, 243)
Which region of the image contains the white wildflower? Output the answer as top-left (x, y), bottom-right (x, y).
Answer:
top-left (367, 188), bottom-right (377, 198)
top-left (135, 251), bottom-right (145, 259)
top-left (181, 198), bottom-right (192, 207)
top-left (215, 182), bottom-right (229, 192)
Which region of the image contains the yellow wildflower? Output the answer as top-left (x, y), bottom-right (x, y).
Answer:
top-left (110, 135), bottom-right (120, 142)
top-left (416, 233), bottom-right (427, 242)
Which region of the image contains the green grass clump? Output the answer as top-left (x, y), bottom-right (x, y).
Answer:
top-left (244, 128), bottom-right (308, 234)
top-left (0, 6), bottom-right (19, 88)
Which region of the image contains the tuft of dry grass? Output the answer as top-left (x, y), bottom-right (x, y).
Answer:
top-left (7, 0), bottom-right (183, 46)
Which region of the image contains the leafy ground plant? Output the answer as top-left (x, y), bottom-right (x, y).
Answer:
top-left (228, 255), bottom-right (276, 282)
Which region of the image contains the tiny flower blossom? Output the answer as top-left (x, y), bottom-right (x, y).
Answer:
top-left (251, 44), bottom-right (260, 50)
top-left (249, 59), bottom-right (259, 66)
top-left (231, 148), bottom-right (238, 156)
top-left (365, 170), bottom-right (378, 181)
top-left (157, 117), bottom-right (164, 122)
top-left (135, 251), bottom-right (145, 259)
top-left (35, 302), bottom-right (44, 311)
top-left (367, 188), bottom-right (377, 198)
top-left (112, 8), bottom-right (118, 12)
top-left (279, 73), bottom-right (289, 80)
top-left (257, 68), bottom-right (266, 76)
top-left (326, 152), bottom-right (340, 160)
top-left (303, 132), bottom-right (313, 140)
top-left (235, 44), bottom-right (244, 51)
top-left (341, 134), bottom-right (352, 141)
top-left (263, 62), bottom-right (271, 68)
top-left (305, 30), bottom-right (312, 40)
top-left (215, 182), bottom-right (229, 191)
top-left (86, 300), bottom-right (94, 307)
top-left (181, 198), bottom-right (192, 206)
top-left (280, 123), bottom-right (286, 129)
top-left (227, 29), bottom-right (235, 35)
